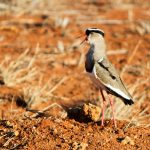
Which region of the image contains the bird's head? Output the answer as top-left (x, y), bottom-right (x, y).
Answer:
top-left (85, 28), bottom-right (105, 45)
top-left (79, 28), bottom-right (105, 46)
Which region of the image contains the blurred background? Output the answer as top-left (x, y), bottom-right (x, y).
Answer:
top-left (0, 0), bottom-right (149, 124)
top-left (0, 1), bottom-right (149, 149)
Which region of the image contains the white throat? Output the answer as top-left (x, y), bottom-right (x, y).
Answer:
top-left (89, 38), bottom-right (107, 61)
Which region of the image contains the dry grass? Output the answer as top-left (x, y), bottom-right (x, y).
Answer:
top-left (0, 41), bottom-right (149, 127)
top-left (0, 47), bottom-right (38, 87)
top-left (0, 0), bottom-right (149, 127)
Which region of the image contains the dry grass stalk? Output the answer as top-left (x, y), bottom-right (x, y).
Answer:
top-left (30, 103), bottom-right (67, 118)
top-left (23, 74), bottom-right (69, 107)
top-left (107, 49), bottom-right (128, 55)
top-left (49, 76), bottom-right (68, 93)
top-left (0, 45), bottom-right (68, 107)
top-left (0, 48), bottom-right (38, 86)
top-left (3, 136), bottom-right (14, 147)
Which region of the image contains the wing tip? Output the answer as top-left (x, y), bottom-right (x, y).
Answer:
top-left (105, 85), bottom-right (134, 105)
top-left (123, 99), bottom-right (134, 105)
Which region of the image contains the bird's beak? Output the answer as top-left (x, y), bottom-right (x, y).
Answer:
top-left (80, 35), bottom-right (88, 45)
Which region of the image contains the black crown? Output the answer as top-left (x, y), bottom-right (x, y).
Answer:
top-left (86, 28), bottom-right (105, 37)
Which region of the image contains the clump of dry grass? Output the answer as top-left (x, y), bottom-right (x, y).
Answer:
top-left (0, 47), bottom-right (38, 87)
top-left (0, 41), bottom-right (149, 127)
top-left (0, 44), bottom-right (69, 108)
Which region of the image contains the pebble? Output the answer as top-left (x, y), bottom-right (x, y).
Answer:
top-left (121, 136), bottom-right (135, 145)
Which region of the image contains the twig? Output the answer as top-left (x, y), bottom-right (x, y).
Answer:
top-left (122, 108), bottom-right (143, 131)
top-left (107, 49), bottom-right (128, 55)
top-left (31, 103), bottom-right (64, 118)
top-left (41, 103), bottom-right (63, 112)
top-left (3, 136), bottom-right (14, 147)
top-left (49, 76), bottom-right (68, 93)
top-left (139, 107), bottom-right (149, 117)
top-left (138, 114), bottom-right (150, 119)
top-left (0, 134), bottom-right (7, 139)
top-left (49, 93), bottom-right (69, 101)
top-left (27, 43), bottom-right (40, 69)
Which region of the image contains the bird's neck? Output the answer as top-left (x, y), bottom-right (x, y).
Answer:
top-left (90, 41), bottom-right (107, 61)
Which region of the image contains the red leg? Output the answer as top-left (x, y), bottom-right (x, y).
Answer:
top-left (107, 94), bottom-right (117, 127)
top-left (99, 89), bottom-right (106, 126)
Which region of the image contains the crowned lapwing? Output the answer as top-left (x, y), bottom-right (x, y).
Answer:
top-left (83, 28), bottom-right (134, 127)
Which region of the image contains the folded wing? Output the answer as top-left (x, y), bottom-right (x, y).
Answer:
top-left (94, 58), bottom-right (134, 105)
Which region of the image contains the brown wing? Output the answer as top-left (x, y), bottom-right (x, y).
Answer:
top-left (94, 58), bottom-right (133, 105)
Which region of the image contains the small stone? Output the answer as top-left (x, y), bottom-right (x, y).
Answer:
top-left (83, 103), bottom-right (101, 122)
top-left (14, 131), bottom-right (19, 136)
top-left (53, 129), bottom-right (58, 135)
top-left (121, 136), bottom-right (135, 145)
top-left (6, 121), bottom-right (11, 126)
top-left (71, 142), bottom-right (88, 150)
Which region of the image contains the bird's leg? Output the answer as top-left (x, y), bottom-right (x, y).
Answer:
top-left (107, 94), bottom-right (117, 127)
top-left (99, 89), bottom-right (106, 126)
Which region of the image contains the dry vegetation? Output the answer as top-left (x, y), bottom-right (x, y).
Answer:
top-left (0, 0), bottom-right (149, 149)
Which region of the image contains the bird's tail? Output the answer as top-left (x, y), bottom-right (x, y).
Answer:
top-left (106, 86), bottom-right (134, 105)
top-left (122, 98), bottom-right (134, 105)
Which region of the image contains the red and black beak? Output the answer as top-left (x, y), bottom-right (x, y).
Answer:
top-left (79, 35), bottom-right (88, 45)
top-left (77, 35), bottom-right (88, 45)
top-left (76, 33), bottom-right (88, 45)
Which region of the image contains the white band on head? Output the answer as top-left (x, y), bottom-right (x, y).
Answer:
top-left (87, 28), bottom-right (104, 33)
top-left (86, 28), bottom-right (105, 37)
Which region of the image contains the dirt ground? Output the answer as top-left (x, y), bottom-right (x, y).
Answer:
top-left (0, 0), bottom-right (150, 150)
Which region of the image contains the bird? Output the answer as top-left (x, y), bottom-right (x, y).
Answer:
top-left (83, 28), bottom-right (134, 127)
